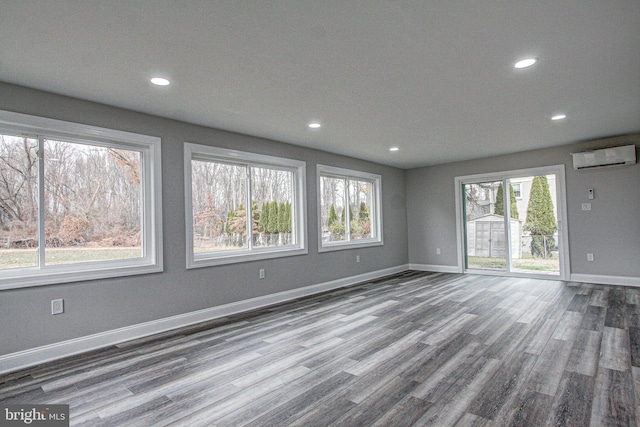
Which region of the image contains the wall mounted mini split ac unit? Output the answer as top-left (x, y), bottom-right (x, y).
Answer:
top-left (571, 144), bottom-right (637, 170)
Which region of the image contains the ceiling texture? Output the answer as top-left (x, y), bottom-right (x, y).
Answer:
top-left (1, 1), bottom-right (639, 169)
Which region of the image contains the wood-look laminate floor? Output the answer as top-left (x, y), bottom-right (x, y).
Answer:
top-left (2, 271), bottom-right (640, 426)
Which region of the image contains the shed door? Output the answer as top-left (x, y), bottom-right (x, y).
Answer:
top-left (475, 222), bottom-right (490, 257)
top-left (490, 223), bottom-right (505, 258)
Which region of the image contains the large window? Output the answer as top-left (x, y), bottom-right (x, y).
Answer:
top-left (317, 165), bottom-right (382, 251)
top-left (0, 111), bottom-right (162, 289)
top-left (185, 143), bottom-right (307, 267)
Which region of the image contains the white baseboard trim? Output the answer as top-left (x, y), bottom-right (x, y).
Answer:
top-left (0, 264), bottom-right (409, 375)
top-left (409, 263), bottom-right (462, 274)
top-left (570, 273), bottom-right (640, 288)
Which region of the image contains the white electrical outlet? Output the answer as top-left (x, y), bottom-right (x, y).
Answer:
top-left (587, 253), bottom-right (594, 262)
top-left (356, 255), bottom-right (361, 263)
top-left (51, 299), bottom-right (64, 315)
top-left (436, 248), bottom-right (441, 255)
top-left (581, 203), bottom-right (591, 211)
top-left (259, 269), bottom-right (265, 279)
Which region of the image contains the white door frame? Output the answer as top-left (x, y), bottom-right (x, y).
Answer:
top-left (454, 164), bottom-right (571, 280)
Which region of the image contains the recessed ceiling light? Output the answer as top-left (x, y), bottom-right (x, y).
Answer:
top-left (308, 122), bottom-right (321, 129)
top-left (514, 58), bottom-right (537, 69)
top-left (150, 77), bottom-right (170, 86)
top-left (389, 147), bottom-right (399, 152)
top-left (551, 114), bottom-right (567, 121)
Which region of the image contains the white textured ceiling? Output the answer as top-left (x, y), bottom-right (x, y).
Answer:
top-left (1, 1), bottom-right (639, 168)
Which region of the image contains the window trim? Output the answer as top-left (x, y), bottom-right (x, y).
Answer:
top-left (0, 110), bottom-right (163, 290)
top-left (511, 183), bottom-right (522, 199)
top-left (317, 164), bottom-right (383, 252)
top-left (184, 143), bottom-right (307, 268)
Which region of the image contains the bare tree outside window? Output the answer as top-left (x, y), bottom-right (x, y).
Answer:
top-left (0, 134), bottom-right (144, 270)
top-left (190, 159), bottom-right (296, 254)
top-left (0, 135), bottom-right (39, 268)
top-left (318, 165), bottom-right (382, 250)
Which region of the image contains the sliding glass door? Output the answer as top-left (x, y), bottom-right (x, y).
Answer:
top-left (457, 166), bottom-right (569, 279)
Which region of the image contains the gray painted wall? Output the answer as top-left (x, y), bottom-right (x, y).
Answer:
top-left (0, 83), bottom-right (409, 355)
top-left (2, 80), bottom-right (638, 359)
top-left (407, 134), bottom-right (640, 279)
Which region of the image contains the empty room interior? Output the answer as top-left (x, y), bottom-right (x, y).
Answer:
top-left (1, 1), bottom-right (640, 426)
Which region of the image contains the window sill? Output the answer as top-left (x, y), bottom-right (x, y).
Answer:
top-left (318, 239), bottom-right (383, 253)
top-left (0, 261), bottom-right (163, 290)
top-left (187, 247), bottom-right (308, 269)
